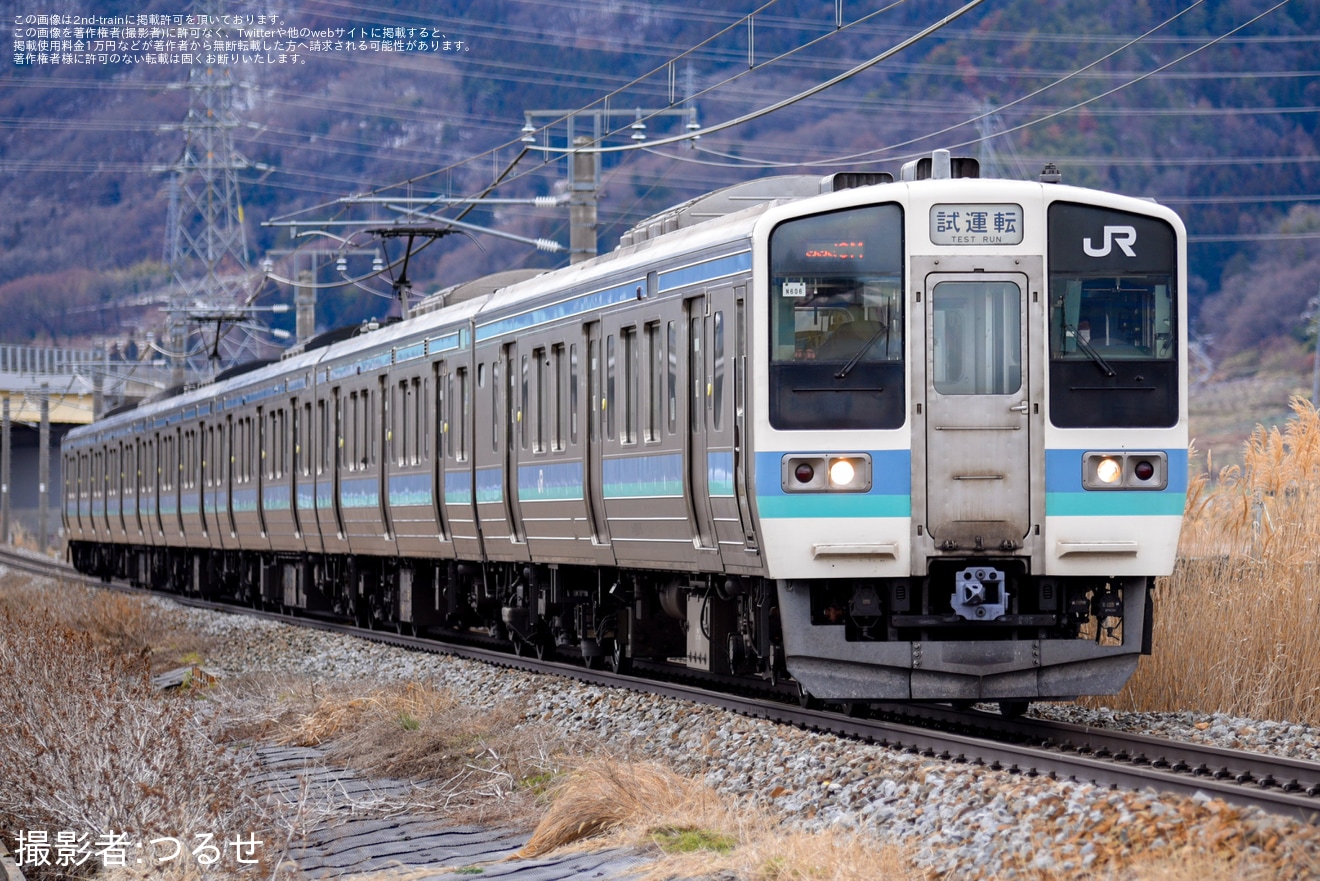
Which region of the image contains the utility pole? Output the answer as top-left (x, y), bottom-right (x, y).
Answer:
top-left (38, 383), bottom-right (48, 554)
top-left (1, 396), bottom-right (9, 545)
top-left (521, 106), bottom-right (699, 263)
top-left (570, 135), bottom-right (598, 265)
top-left (296, 270), bottom-right (316, 344)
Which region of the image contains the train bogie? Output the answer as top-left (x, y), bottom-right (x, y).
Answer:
top-left (64, 153), bottom-right (1187, 706)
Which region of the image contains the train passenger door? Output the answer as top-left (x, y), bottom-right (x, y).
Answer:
top-left (685, 294), bottom-right (720, 558)
top-left (917, 261), bottom-right (1041, 555)
top-left (582, 322), bottom-right (610, 548)
top-left (708, 285), bottom-right (762, 570)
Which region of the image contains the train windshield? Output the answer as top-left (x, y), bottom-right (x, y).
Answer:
top-left (768, 203), bottom-right (905, 430)
top-left (1049, 276), bottom-right (1176, 365)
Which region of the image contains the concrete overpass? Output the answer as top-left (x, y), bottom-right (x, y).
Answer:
top-left (0, 344), bottom-right (197, 549)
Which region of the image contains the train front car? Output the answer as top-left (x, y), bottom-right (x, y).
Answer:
top-left (756, 158), bottom-right (1187, 706)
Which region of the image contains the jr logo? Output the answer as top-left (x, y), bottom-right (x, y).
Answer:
top-left (1083, 225), bottom-right (1137, 258)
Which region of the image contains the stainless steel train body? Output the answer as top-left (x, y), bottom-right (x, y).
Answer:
top-left (64, 157), bottom-right (1188, 706)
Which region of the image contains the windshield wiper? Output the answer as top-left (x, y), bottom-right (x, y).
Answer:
top-left (835, 323), bottom-right (889, 379)
top-left (1067, 324), bottom-right (1116, 377)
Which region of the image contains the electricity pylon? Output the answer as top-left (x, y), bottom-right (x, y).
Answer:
top-left (161, 8), bottom-right (265, 384)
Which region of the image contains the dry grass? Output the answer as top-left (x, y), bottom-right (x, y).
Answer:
top-left (512, 760), bottom-right (922, 881)
top-left (0, 580), bottom-right (275, 881)
top-left (214, 676), bottom-right (581, 827)
top-left (0, 572), bottom-right (205, 671)
top-left (1110, 396), bottom-right (1320, 724)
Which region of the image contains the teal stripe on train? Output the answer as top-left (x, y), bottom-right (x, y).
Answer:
top-left (518, 461), bottom-right (584, 501)
top-left (340, 477), bottom-right (379, 509)
top-left (389, 472), bottom-right (433, 507)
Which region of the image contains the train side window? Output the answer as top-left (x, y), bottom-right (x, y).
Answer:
top-left (457, 367), bottom-right (469, 462)
top-left (444, 372), bottom-right (454, 459)
top-left (371, 386), bottom-right (380, 467)
top-left (397, 381), bottom-right (408, 466)
top-left (412, 378), bottom-right (422, 464)
top-left (347, 393), bottom-right (357, 472)
top-left (690, 316), bottom-right (703, 435)
top-left (533, 346), bottom-right (546, 454)
top-left (588, 339), bottom-right (599, 444)
top-left (492, 359), bottom-right (501, 454)
top-left (552, 343), bottom-right (566, 452)
top-left (302, 402), bottom-right (312, 477)
top-left (605, 335), bottom-right (616, 441)
top-left (521, 354), bottom-right (530, 451)
top-left (667, 322), bottom-right (677, 434)
top-left (569, 343), bottom-right (579, 446)
top-left (417, 378), bottom-right (427, 461)
top-left (712, 311), bottom-right (725, 431)
top-left (621, 327), bottom-right (637, 445)
top-left (318, 400), bottom-right (329, 477)
top-left (646, 322), bottom-right (661, 443)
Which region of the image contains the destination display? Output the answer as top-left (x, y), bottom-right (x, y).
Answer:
top-left (930, 203), bottom-right (1024, 245)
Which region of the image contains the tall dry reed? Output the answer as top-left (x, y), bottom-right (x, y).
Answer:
top-left (1111, 396), bottom-right (1320, 724)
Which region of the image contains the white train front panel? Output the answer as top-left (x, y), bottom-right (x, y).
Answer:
top-left (749, 171), bottom-right (1187, 702)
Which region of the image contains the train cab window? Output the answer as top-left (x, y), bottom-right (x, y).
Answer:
top-left (1047, 202), bottom-right (1178, 428)
top-left (1050, 278), bottom-right (1174, 363)
top-left (769, 203), bottom-right (905, 430)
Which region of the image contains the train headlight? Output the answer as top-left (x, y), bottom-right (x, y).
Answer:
top-left (1083, 451), bottom-right (1168, 490)
top-left (1095, 457), bottom-right (1122, 485)
top-left (782, 453), bottom-right (872, 493)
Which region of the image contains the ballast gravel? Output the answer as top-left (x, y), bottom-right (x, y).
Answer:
top-left (172, 603), bottom-right (1320, 879)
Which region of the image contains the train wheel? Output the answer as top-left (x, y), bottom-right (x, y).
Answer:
top-left (511, 634), bottom-right (526, 656)
top-left (607, 638), bottom-right (630, 674)
top-left (797, 682), bottom-right (822, 710)
top-left (998, 700), bottom-right (1030, 719)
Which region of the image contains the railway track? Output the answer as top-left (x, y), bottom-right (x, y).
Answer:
top-left (6, 545), bottom-right (1317, 825)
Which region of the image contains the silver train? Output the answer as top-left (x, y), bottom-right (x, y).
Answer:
top-left (64, 152), bottom-right (1188, 709)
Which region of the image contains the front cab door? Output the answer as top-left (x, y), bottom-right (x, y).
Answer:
top-left (917, 261), bottom-right (1042, 558)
